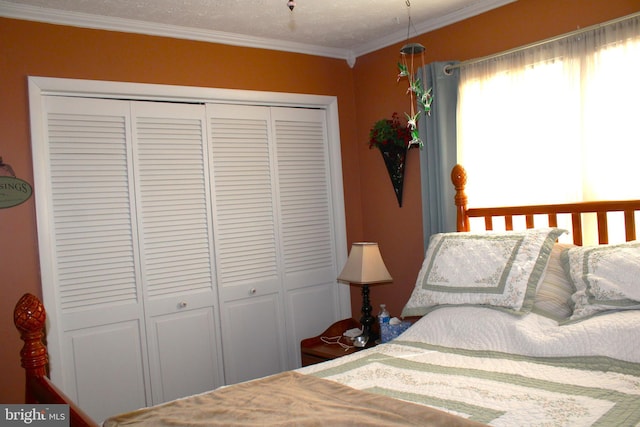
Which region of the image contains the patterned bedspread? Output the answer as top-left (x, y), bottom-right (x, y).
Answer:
top-left (299, 340), bottom-right (640, 426)
top-left (103, 306), bottom-right (640, 427)
top-left (103, 369), bottom-right (484, 426)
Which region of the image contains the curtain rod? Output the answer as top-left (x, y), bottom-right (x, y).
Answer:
top-left (443, 11), bottom-right (640, 74)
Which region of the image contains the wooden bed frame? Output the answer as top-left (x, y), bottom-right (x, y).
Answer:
top-left (451, 164), bottom-right (640, 244)
top-left (14, 164), bottom-right (640, 427)
top-left (14, 293), bottom-right (99, 427)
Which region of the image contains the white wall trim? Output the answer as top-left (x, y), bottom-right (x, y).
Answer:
top-left (4, 0), bottom-right (515, 67)
top-left (352, 0), bottom-right (517, 57)
top-left (0, 1), bottom-right (351, 61)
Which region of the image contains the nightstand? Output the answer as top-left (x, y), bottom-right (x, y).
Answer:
top-left (300, 318), bottom-right (377, 367)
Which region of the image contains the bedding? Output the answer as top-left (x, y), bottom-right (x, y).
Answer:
top-left (402, 228), bottom-right (565, 317)
top-left (102, 306), bottom-right (640, 427)
top-left (300, 307), bottom-right (640, 427)
top-left (562, 241), bottom-right (640, 322)
top-left (531, 243), bottom-right (575, 320)
top-left (103, 370), bottom-right (484, 427)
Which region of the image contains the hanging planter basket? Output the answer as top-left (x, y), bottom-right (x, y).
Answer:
top-left (378, 143), bottom-right (407, 207)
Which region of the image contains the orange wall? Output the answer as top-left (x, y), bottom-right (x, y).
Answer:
top-left (0, 18), bottom-right (361, 403)
top-left (1, 0), bottom-right (638, 404)
top-left (351, 0), bottom-right (640, 322)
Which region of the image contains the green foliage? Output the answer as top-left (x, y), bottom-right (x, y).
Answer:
top-left (368, 113), bottom-right (412, 149)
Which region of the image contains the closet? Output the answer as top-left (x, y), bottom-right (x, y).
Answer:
top-left (30, 78), bottom-right (348, 423)
top-left (208, 104), bottom-right (342, 384)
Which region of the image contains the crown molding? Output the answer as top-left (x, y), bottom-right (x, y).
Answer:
top-left (1, 0), bottom-right (515, 67)
top-left (352, 0), bottom-right (517, 57)
top-left (0, 1), bottom-right (354, 62)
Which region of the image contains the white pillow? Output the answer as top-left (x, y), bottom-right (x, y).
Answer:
top-left (561, 241), bottom-right (640, 322)
top-left (531, 243), bottom-right (575, 320)
top-left (402, 228), bottom-right (566, 317)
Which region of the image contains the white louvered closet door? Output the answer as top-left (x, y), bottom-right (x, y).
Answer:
top-left (38, 96), bottom-right (149, 423)
top-left (35, 97), bottom-right (223, 423)
top-left (207, 104), bottom-right (341, 381)
top-left (271, 107), bottom-right (340, 368)
top-left (130, 102), bottom-right (222, 406)
top-left (35, 91), bottom-right (346, 419)
top-left (206, 104), bottom-right (287, 384)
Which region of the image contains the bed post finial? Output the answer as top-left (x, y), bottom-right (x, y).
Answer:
top-left (14, 293), bottom-right (48, 380)
top-left (451, 164), bottom-right (470, 232)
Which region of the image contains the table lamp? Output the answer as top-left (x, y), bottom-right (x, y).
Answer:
top-left (337, 242), bottom-right (392, 340)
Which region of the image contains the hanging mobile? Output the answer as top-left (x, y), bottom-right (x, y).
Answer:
top-left (397, 0), bottom-right (433, 148)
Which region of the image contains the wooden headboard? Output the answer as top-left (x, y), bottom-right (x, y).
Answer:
top-left (451, 164), bottom-right (640, 245)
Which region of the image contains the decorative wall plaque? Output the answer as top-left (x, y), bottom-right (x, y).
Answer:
top-left (0, 176), bottom-right (33, 208)
top-left (0, 157), bottom-right (33, 208)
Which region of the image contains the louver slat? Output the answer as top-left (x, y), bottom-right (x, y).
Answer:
top-left (275, 120), bottom-right (334, 273)
top-left (209, 118), bottom-right (278, 286)
top-left (135, 116), bottom-right (214, 298)
top-left (47, 113), bottom-right (138, 311)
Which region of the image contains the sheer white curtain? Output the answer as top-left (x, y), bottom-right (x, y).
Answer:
top-left (458, 14), bottom-right (640, 212)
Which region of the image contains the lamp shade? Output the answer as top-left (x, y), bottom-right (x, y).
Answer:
top-left (337, 242), bottom-right (392, 285)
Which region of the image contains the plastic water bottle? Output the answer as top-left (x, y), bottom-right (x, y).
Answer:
top-left (378, 304), bottom-right (390, 343)
top-left (378, 304), bottom-right (390, 325)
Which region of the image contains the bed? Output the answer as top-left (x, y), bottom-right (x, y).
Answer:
top-left (14, 164), bottom-right (640, 426)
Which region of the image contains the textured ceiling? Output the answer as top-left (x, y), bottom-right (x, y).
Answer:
top-left (0, 0), bottom-right (516, 63)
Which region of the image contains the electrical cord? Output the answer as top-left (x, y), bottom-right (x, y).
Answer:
top-left (320, 335), bottom-right (354, 351)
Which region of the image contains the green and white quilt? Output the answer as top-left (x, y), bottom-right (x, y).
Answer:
top-left (299, 307), bottom-right (640, 426)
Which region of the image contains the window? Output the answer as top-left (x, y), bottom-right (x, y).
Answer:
top-left (457, 14), bottom-right (640, 211)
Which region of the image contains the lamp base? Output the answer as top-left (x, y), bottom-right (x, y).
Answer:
top-left (359, 284), bottom-right (378, 341)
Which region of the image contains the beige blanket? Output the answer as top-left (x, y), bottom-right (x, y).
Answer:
top-left (103, 371), bottom-right (485, 426)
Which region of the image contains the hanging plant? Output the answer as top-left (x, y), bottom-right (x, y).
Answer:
top-left (368, 113), bottom-right (413, 207)
top-left (368, 112), bottom-right (412, 150)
